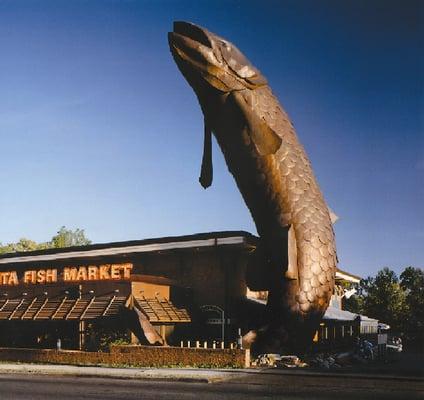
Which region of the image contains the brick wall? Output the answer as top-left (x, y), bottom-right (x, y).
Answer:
top-left (0, 345), bottom-right (250, 368)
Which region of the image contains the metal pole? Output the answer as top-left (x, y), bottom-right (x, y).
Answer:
top-left (221, 309), bottom-right (225, 344)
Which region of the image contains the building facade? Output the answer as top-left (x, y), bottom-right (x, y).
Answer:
top-left (0, 230), bottom-right (375, 351)
top-left (0, 231), bottom-right (256, 350)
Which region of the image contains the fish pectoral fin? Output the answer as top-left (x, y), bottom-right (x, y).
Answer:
top-left (249, 117), bottom-right (282, 156)
top-left (231, 90), bottom-right (282, 156)
top-left (285, 225), bottom-right (298, 280)
top-left (328, 206), bottom-right (339, 224)
top-left (199, 119), bottom-right (213, 188)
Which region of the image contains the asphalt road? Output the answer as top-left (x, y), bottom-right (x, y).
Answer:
top-left (0, 373), bottom-right (422, 400)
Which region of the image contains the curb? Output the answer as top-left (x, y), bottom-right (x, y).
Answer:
top-left (243, 367), bottom-right (424, 382)
top-left (0, 364), bottom-right (221, 383)
top-left (0, 363), bottom-right (421, 384)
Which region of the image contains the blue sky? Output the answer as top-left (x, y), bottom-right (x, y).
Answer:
top-left (0, 0), bottom-right (422, 278)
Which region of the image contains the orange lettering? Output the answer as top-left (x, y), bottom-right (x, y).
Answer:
top-left (64, 268), bottom-right (78, 281)
top-left (24, 270), bottom-right (36, 284)
top-left (88, 266), bottom-right (99, 280)
top-left (8, 272), bottom-right (18, 286)
top-left (0, 273), bottom-right (8, 285)
top-left (122, 264), bottom-right (133, 279)
top-left (110, 265), bottom-right (120, 279)
top-left (37, 270), bottom-right (46, 284)
top-left (76, 267), bottom-right (87, 281)
top-left (99, 265), bottom-right (110, 280)
top-left (45, 269), bottom-right (57, 283)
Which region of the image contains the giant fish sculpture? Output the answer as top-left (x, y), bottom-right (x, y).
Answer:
top-left (168, 21), bottom-right (337, 352)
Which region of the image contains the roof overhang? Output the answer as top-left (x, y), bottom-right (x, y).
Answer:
top-left (0, 232), bottom-right (256, 266)
top-left (335, 269), bottom-right (361, 283)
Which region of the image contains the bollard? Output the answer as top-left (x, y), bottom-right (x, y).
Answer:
top-left (196, 341), bottom-right (200, 348)
top-left (180, 341), bottom-right (183, 348)
top-left (56, 338), bottom-right (61, 351)
top-left (221, 341), bottom-right (224, 349)
top-left (237, 328), bottom-right (243, 349)
top-left (204, 341), bottom-right (207, 348)
top-left (213, 341), bottom-right (216, 349)
top-left (187, 340), bottom-right (191, 348)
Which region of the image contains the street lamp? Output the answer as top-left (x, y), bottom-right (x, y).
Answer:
top-left (200, 304), bottom-right (225, 344)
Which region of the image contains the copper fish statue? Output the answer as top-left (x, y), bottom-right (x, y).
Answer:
top-left (168, 21), bottom-right (337, 353)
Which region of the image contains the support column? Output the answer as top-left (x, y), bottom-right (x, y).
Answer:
top-left (79, 321), bottom-right (86, 350)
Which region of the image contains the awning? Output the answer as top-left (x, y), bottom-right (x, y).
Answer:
top-left (0, 295), bottom-right (127, 321)
top-left (323, 306), bottom-right (379, 323)
top-left (323, 306), bottom-right (359, 321)
top-left (134, 297), bottom-right (191, 323)
top-left (0, 295), bottom-right (191, 324)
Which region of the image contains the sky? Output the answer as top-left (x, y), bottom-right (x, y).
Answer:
top-left (0, 0), bottom-right (422, 278)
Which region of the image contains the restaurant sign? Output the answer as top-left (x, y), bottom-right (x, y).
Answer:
top-left (0, 263), bottom-right (133, 286)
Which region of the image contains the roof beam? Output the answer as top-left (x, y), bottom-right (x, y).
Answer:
top-left (0, 237), bottom-right (246, 265)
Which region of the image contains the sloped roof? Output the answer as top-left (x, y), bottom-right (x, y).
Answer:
top-left (0, 231), bottom-right (256, 266)
top-left (134, 297), bottom-right (191, 323)
top-left (323, 306), bottom-right (378, 323)
top-left (0, 295), bottom-right (127, 321)
top-left (335, 269), bottom-right (361, 283)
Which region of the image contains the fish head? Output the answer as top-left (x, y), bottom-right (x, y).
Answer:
top-left (168, 21), bottom-right (267, 96)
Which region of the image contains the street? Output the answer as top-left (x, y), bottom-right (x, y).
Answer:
top-left (0, 373), bottom-right (422, 399)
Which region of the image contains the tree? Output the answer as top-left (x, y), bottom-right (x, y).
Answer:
top-left (344, 268), bottom-right (408, 333)
top-left (50, 226), bottom-right (91, 248)
top-left (400, 267), bottom-right (424, 344)
top-left (360, 268), bottom-right (408, 332)
top-left (0, 227), bottom-right (91, 255)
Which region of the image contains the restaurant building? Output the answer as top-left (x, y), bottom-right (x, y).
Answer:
top-left (0, 230), bottom-right (372, 351)
top-left (0, 231), bottom-right (256, 350)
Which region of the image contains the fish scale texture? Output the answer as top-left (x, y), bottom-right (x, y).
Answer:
top-left (247, 86), bottom-right (337, 316)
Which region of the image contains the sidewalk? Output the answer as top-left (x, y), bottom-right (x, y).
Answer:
top-left (0, 362), bottom-right (422, 384)
top-left (0, 363), bottom-right (225, 383)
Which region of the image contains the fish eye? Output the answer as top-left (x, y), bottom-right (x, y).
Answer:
top-left (220, 42), bottom-right (257, 79)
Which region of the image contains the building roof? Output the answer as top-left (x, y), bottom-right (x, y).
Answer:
top-left (134, 297), bottom-right (191, 323)
top-left (0, 295), bottom-right (127, 321)
top-left (323, 306), bottom-right (378, 323)
top-left (0, 293), bottom-right (191, 324)
top-left (335, 269), bottom-right (361, 283)
top-left (0, 231), bottom-right (257, 267)
top-left (0, 230), bottom-right (362, 283)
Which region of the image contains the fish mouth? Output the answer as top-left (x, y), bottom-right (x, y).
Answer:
top-left (171, 21), bottom-right (212, 48)
top-left (168, 21), bottom-right (219, 71)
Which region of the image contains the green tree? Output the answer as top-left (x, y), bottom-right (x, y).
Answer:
top-left (50, 226), bottom-right (91, 248)
top-left (344, 268), bottom-right (409, 333)
top-left (400, 267), bottom-right (424, 343)
top-left (361, 268), bottom-right (408, 332)
top-left (0, 238), bottom-right (46, 254)
top-left (0, 227), bottom-right (91, 255)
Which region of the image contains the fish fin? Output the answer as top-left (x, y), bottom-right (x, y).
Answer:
top-left (285, 225), bottom-right (298, 280)
top-left (199, 119), bottom-right (213, 188)
top-left (231, 91), bottom-right (282, 156)
top-left (328, 207), bottom-right (339, 224)
top-left (249, 116), bottom-right (282, 156)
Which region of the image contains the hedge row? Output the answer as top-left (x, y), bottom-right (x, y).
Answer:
top-left (0, 345), bottom-right (250, 368)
